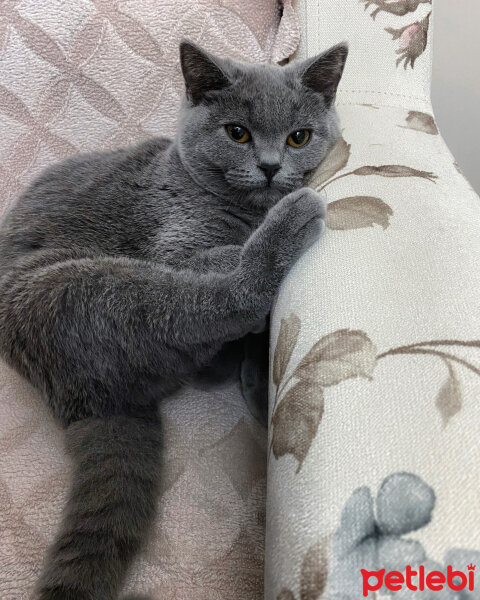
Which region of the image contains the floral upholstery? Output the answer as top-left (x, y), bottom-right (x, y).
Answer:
top-left (266, 1), bottom-right (480, 598)
top-left (1, 1), bottom-right (479, 599)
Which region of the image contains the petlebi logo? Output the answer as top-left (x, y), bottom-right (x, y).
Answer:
top-left (361, 564), bottom-right (476, 597)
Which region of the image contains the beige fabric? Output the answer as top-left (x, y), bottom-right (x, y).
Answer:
top-left (296, 0), bottom-right (433, 111)
top-left (0, 0), bottom-right (299, 217)
top-left (0, 363), bottom-right (268, 600)
top-left (0, 2), bottom-right (299, 599)
top-left (266, 1), bottom-right (480, 599)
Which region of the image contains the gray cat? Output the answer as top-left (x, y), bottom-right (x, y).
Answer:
top-left (0, 40), bottom-right (347, 600)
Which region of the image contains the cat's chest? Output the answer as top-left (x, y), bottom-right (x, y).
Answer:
top-left (153, 198), bottom-right (263, 258)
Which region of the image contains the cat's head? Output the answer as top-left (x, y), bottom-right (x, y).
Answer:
top-left (176, 41), bottom-right (348, 208)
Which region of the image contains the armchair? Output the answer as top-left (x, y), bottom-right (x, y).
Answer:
top-left (266, 1), bottom-right (480, 598)
top-left (0, 1), bottom-right (479, 599)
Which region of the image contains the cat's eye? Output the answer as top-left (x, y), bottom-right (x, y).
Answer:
top-left (226, 124), bottom-right (251, 143)
top-left (287, 129), bottom-right (310, 148)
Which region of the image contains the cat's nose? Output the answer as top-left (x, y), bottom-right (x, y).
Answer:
top-left (259, 162), bottom-right (281, 184)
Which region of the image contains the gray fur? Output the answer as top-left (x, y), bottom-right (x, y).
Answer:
top-left (0, 40), bottom-right (347, 600)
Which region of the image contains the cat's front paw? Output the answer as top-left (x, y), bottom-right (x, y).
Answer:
top-left (241, 187), bottom-right (325, 284)
top-left (269, 187), bottom-right (326, 256)
top-left (237, 187), bottom-right (325, 316)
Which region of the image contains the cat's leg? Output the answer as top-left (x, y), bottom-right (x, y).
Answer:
top-left (37, 410), bottom-right (161, 600)
top-left (3, 186), bottom-right (323, 366)
top-left (0, 187), bottom-right (323, 598)
top-left (0, 252), bottom-right (250, 600)
top-left (167, 244), bottom-right (242, 274)
top-left (167, 187), bottom-right (325, 281)
top-left (175, 187), bottom-right (324, 402)
top-left (238, 187), bottom-right (325, 423)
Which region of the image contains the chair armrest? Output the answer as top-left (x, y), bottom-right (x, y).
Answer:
top-left (266, 100), bottom-right (480, 599)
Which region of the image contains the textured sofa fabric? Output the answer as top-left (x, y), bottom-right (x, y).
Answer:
top-left (2, 1), bottom-right (480, 599)
top-left (0, 2), bottom-right (298, 599)
top-left (266, 1), bottom-right (480, 599)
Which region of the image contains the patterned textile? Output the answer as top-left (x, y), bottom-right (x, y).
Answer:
top-left (266, 1), bottom-right (480, 599)
top-left (0, 0), bottom-right (299, 217)
top-left (0, 2), bottom-right (299, 599)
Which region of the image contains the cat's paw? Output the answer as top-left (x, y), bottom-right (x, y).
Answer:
top-left (241, 187), bottom-right (325, 290)
top-left (269, 187), bottom-right (326, 256)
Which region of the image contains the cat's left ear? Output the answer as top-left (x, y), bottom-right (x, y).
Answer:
top-left (180, 41), bottom-right (230, 104)
top-left (296, 42), bottom-right (348, 105)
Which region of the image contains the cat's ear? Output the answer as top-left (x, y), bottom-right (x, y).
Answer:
top-left (180, 41), bottom-right (230, 104)
top-left (296, 42), bottom-right (348, 105)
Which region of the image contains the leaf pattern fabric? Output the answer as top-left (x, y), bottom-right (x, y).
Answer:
top-left (2, 1), bottom-right (480, 599)
top-left (326, 196), bottom-right (393, 230)
top-left (271, 328), bottom-right (377, 472)
top-left (307, 136), bottom-right (351, 190)
top-left (435, 362), bottom-right (462, 427)
top-left (271, 380), bottom-right (324, 472)
top-left (267, 2), bottom-right (480, 596)
top-left (292, 330), bottom-right (377, 387)
top-left (273, 313), bottom-right (301, 387)
top-left (402, 110), bottom-right (439, 135)
top-left (271, 318), bottom-right (480, 473)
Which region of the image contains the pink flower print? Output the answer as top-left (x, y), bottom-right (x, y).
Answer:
top-left (399, 22), bottom-right (420, 49)
top-left (361, 0), bottom-right (431, 20)
top-left (385, 12), bottom-right (431, 68)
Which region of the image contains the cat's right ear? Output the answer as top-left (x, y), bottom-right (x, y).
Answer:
top-left (180, 41), bottom-right (230, 105)
top-left (295, 42), bottom-right (349, 105)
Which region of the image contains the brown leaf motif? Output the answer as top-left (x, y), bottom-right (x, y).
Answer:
top-left (308, 136), bottom-right (351, 189)
top-left (352, 164), bottom-right (437, 181)
top-left (271, 325), bottom-right (377, 472)
top-left (308, 135), bottom-right (438, 208)
top-left (378, 339), bottom-right (480, 426)
top-left (326, 196), bottom-right (393, 231)
top-left (275, 535), bottom-right (332, 600)
top-left (401, 110), bottom-right (439, 135)
top-left (293, 330), bottom-right (377, 387)
top-left (301, 536), bottom-right (331, 600)
top-left (273, 313), bottom-right (301, 387)
top-left (362, 0), bottom-right (432, 20)
top-left (436, 362), bottom-right (462, 427)
top-left (271, 318), bottom-right (479, 474)
top-left (272, 381), bottom-right (324, 473)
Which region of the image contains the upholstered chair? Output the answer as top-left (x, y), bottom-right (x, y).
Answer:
top-left (1, 1), bottom-right (479, 599)
top-left (266, 1), bottom-right (480, 598)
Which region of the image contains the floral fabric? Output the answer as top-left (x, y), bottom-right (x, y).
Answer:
top-left (295, 0), bottom-right (433, 111)
top-left (266, 2), bottom-right (480, 596)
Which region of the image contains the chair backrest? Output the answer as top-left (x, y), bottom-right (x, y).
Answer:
top-left (0, 0), bottom-right (297, 218)
top-left (294, 0), bottom-right (434, 110)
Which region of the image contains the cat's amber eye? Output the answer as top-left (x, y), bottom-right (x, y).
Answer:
top-left (287, 129), bottom-right (310, 148)
top-left (226, 124), bottom-right (251, 143)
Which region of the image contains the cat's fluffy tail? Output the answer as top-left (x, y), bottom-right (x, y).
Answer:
top-left (36, 412), bottom-right (162, 600)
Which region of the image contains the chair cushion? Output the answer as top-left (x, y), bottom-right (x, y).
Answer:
top-left (0, 1), bottom-right (299, 598)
